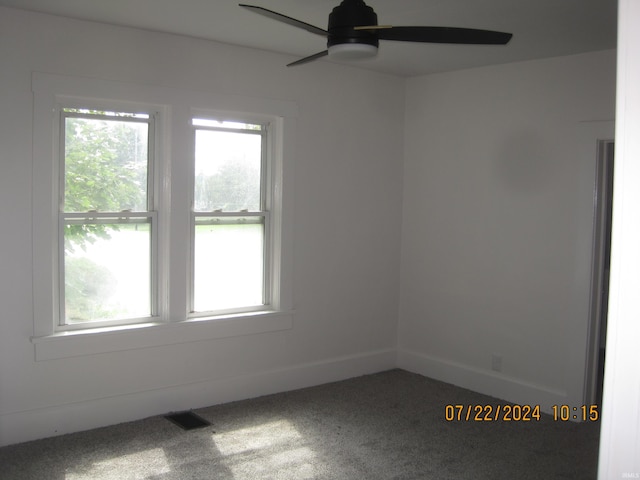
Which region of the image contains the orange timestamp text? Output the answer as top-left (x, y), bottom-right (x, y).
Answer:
top-left (445, 404), bottom-right (542, 422)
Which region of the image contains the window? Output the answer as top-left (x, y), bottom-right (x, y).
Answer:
top-left (60, 109), bottom-right (156, 328)
top-left (191, 118), bottom-right (268, 315)
top-left (31, 73), bottom-right (295, 359)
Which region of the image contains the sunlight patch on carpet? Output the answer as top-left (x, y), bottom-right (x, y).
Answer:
top-left (213, 419), bottom-right (319, 477)
top-left (65, 447), bottom-right (171, 479)
top-left (213, 419), bottom-right (303, 455)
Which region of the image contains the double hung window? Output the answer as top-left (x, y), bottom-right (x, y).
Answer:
top-left (191, 119), bottom-right (268, 315)
top-left (60, 109), bottom-right (155, 327)
top-left (58, 111), bottom-right (272, 327)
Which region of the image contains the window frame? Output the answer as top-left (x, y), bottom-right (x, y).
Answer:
top-left (57, 108), bottom-right (159, 330)
top-left (189, 117), bottom-right (271, 317)
top-left (31, 73), bottom-right (296, 360)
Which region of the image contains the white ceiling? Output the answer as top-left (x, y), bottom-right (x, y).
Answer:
top-left (0, 0), bottom-right (617, 76)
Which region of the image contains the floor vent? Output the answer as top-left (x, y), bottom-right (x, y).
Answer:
top-left (164, 411), bottom-right (212, 430)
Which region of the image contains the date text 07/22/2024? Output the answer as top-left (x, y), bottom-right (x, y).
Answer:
top-left (444, 404), bottom-right (600, 422)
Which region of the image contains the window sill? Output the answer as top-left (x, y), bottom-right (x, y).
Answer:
top-left (31, 310), bottom-right (294, 361)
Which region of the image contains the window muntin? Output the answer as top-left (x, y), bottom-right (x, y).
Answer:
top-left (59, 109), bottom-right (156, 327)
top-left (190, 119), bottom-right (269, 315)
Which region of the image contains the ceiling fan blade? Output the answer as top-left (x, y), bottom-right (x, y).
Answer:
top-left (239, 4), bottom-right (327, 37)
top-left (287, 50), bottom-right (329, 67)
top-left (375, 26), bottom-right (512, 45)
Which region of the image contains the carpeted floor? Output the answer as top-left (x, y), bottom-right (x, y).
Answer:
top-left (0, 369), bottom-right (600, 479)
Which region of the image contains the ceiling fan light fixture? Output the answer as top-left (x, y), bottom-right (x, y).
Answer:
top-left (328, 43), bottom-right (378, 60)
top-left (240, 1), bottom-right (513, 68)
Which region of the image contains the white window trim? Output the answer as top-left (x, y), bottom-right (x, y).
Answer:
top-left (31, 72), bottom-right (296, 361)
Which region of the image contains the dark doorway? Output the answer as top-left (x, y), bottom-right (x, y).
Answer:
top-left (591, 139), bottom-right (615, 406)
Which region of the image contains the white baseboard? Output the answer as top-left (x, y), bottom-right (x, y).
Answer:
top-left (397, 348), bottom-right (570, 414)
top-left (0, 348), bottom-right (396, 447)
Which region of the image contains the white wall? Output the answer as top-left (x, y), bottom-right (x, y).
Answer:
top-left (0, 7), bottom-right (404, 446)
top-left (398, 50), bottom-right (617, 410)
top-left (598, 0), bottom-right (640, 476)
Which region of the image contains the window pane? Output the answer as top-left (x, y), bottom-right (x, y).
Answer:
top-left (194, 130), bottom-right (262, 212)
top-left (64, 116), bottom-right (149, 212)
top-left (64, 222), bottom-right (151, 323)
top-left (193, 217), bottom-right (264, 312)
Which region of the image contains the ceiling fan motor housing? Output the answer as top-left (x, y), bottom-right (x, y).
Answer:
top-left (327, 0), bottom-right (379, 48)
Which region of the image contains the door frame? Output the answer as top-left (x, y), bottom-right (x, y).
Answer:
top-left (580, 120), bottom-right (615, 405)
top-left (584, 125), bottom-right (615, 406)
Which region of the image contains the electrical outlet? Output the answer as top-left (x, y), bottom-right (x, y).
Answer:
top-left (491, 353), bottom-right (503, 372)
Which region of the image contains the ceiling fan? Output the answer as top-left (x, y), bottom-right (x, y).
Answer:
top-left (239, 0), bottom-right (513, 67)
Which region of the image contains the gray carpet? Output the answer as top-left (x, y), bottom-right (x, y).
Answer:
top-left (0, 369), bottom-right (600, 479)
